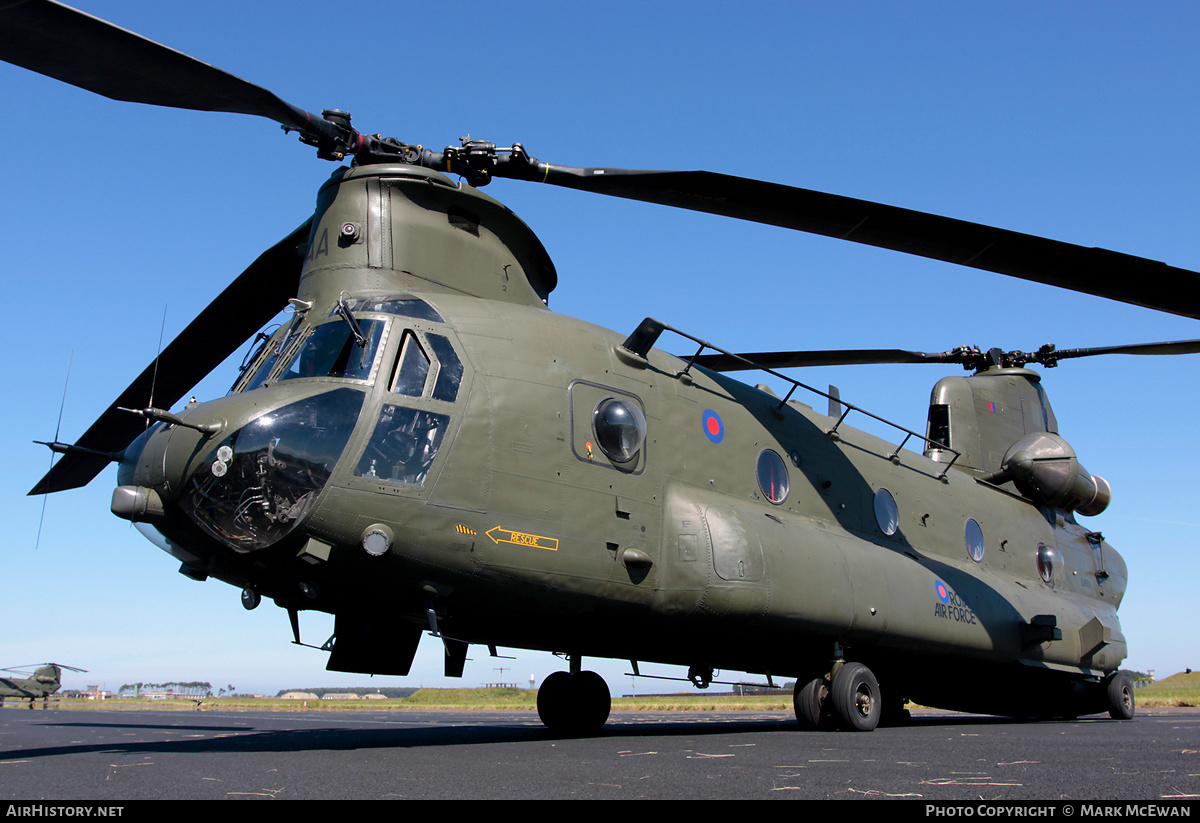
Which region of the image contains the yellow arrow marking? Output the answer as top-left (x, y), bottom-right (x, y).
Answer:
top-left (486, 527), bottom-right (559, 551)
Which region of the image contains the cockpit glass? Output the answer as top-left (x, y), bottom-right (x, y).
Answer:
top-left (180, 388), bottom-right (364, 552)
top-left (277, 318), bottom-right (384, 383)
top-left (356, 404), bottom-right (449, 487)
top-left (242, 326), bottom-right (303, 392)
top-left (229, 331), bottom-right (273, 393)
top-left (427, 333), bottom-right (464, 402)
top-left (335, 294), bottom-right (443, 323)
top-left (392, 332), bottom-right (430, 396)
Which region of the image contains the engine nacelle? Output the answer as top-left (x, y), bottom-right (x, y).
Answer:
top-left (990, 433), bottom-right (1111, 516)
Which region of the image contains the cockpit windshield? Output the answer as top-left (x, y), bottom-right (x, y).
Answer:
top-left (235, 294), bottom-right (442, 394)
top-left (277, 318), bottom-right (384, 383)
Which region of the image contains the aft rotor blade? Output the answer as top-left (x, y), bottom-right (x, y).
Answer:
top-left (692, 338), bottom-right (1200, 373)
top-left (0, 0), bottom-right (334, 139)
top-left (1050, 339), bottom-right (1200, 360)
top-left (689, 348), bottom-right (961, 372)
top-left (535, 165), bottom-right (1200, 321)
top-left (28, 221), bottom-right (311, 495)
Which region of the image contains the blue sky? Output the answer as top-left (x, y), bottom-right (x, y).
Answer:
top-left (3, 1), bottom-right (1199, 696)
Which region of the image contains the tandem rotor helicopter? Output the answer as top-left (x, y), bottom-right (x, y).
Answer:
top-left (0, 664), bottom-right (85, 708)
top-left (6, 1), bottom-right (1199, 732)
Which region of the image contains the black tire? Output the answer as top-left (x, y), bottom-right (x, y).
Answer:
top-left (536, 671), bottom-right (572, 730)
top-left (1105, 673), bottom-right (1135, 720)
top-left (829, 662), bottom-right (881, 732)
top-left (793, 677), bottom-right (829, 730)
top-left (575, 670), bottom-right (611, 731)
top-left (536, 670), bottom-right (610, 735)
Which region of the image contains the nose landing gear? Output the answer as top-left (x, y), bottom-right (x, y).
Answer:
top-left (536, 666), bottom-right (611, 735)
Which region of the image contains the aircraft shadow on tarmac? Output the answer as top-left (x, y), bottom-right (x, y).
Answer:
top-left (1, 712), bottom-right (1115, 760)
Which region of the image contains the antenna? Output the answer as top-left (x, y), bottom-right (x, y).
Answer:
top-left (35, 352), bottom-right (73, 549)
top-left (147, 305), bottom-right (168, 412)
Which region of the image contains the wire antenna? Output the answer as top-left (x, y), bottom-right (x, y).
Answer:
top-left (147, 304), bottom-right (168, 416)
top-left (35, 351), bottom-right (73, 550)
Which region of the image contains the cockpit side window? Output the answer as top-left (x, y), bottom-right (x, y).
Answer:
top-left (229, 330), bottom-right (274, 393)
top-left (355, 405), bottom-right (449, 486)
top-left (241, 325), bottom-right (305, 392)
top-left (392, 331), bottom-right (430, 396)
top-left (427, 333), bottom-right (464, 402)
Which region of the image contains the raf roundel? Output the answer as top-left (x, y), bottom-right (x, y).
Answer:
top-left (935, 580), bottom-right (950, 604)
top-left (701, 409), bottom-right (724, 444)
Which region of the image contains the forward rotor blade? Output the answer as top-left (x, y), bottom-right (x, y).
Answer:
top-left (0, 0), bottom-right (329, 136)
top-left (28, 221), bottom-right (311, 495)
top-left (535, 166), bottom-right (1200, 321)
top-left (6, 3), bottom-right (1197, 320)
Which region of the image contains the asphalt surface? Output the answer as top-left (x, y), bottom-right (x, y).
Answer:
top-left (1, 705), bottom-right (1198, 800)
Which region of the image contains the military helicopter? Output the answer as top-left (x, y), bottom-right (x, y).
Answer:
top-left (6, 1), bottom-right (1197, 732)
top-left (0, 664), bottom-right (86, 708)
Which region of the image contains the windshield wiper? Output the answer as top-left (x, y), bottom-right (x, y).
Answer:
top-left (335, 293), bottom-right (367, 349)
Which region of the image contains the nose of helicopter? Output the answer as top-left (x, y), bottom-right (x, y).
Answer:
top-left (110, 387), bottom-right (364, 554)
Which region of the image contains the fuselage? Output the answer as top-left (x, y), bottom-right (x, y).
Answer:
top-left (0, 666), bottom-right (61, 699)
top-left (112, 163), bottom-right (1128, 715)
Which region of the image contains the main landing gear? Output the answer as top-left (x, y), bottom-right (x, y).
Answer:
top-left (1104, 671), bottom-right (1135, 720)
top-left (537, 664), bottom-right (611, 735)
top-left (793, 661), bottom-right (885, 732)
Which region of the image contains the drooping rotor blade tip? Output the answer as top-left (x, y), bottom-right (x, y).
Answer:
top-left (0, 0), bottom-right (330, 135)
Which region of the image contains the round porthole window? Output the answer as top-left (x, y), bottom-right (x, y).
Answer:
top-left (757, 449), bottom-right (789, 504)
top-left (874, 488), bottom-right (899, 536)
top-left (592, 397), bottom-right (647, 464)
top-left (965, 518), bottom-right (985, 562)
top-left (1037, 543), bottom-right (1061, 583)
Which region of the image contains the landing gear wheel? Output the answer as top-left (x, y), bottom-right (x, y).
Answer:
top-left (537, 671), bottom-right (569, 730)
top-left (537, 670), bottom-right (611, 735)
top-left (574, 670), bottom-right (611, 731)
top-left (793, 676), bottom-right (830, 730)
top-left (830, 662), bottom-right (881, 731)
top-left (1105, 672), bottom-right (1135, 720)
